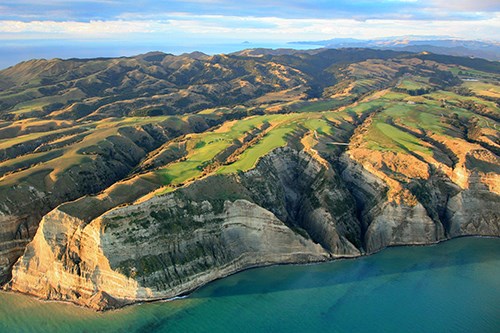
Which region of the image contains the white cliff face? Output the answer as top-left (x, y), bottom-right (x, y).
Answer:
top-left (6, 147), bottom-right (500, 310)
top-left (365, 202), bottom-right (444, 252)
top-left (340, 148), bottom-right (499, 253)
top-left (446, 192), bottom-right (500, 237)
top-left (8, 209), bottom-right (144, 309)
top-left (8, 198), bottom-right (329, 310)
top-left (9, 148), bottom-right (352, 310)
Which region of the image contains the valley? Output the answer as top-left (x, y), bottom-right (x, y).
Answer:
top-left (0, 48), bottom-right (498, 309)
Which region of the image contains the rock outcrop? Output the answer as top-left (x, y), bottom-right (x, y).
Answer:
top-left (0, 118), bottom-right (218, 284)
top-left (340, 149), bottom-right (499, 252)
top-left (2, 50), bottom-right (499, 310)
top-left (9, 199), bottom-right (329, 309)
top-left (7, 141), bottom-right (500, 310)
top-left (7, 147), bottom-right (361, 309)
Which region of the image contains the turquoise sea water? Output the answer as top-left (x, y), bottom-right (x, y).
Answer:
top-left (0, 237), bottom-right (498, 333)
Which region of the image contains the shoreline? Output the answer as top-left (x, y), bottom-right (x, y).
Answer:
top-left (2, 234), bottom-right (499, 312)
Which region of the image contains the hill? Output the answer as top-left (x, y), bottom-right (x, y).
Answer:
top-left (291, 37), bottom-right (500, 61)
top-left (0, 48), bottom-right (498, 310)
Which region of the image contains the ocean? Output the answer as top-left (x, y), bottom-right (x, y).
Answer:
top-left (0, 237), bottom-right (498, 332)
top-left (0, 41), bottom-right (320, 70)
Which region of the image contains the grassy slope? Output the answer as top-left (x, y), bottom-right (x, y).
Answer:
top-left (0, 116), bottom-right (175, 187)
top-left (154, 105), bottom-right (347, 193)
top-left (0, 56), bottom-right (498, 208)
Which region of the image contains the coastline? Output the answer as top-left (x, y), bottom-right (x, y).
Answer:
top-left (3, 234), bottom-right (498, 312)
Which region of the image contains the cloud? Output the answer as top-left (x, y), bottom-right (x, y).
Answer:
top-left (0, 20), bottom-right (158, 36)
top-left (1, 0), bottom-right (499, 22)
top-left (427, 0), bottom-right (500, 11)
top-left (0, 13), bottom-right (499, 42)
top-left (0, 1), bottom-right (498, 44)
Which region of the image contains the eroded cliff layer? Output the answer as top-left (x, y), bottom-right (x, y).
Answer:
top-left (0, 115), bottom-right (223, 283)
top-left (9, 148), bottom-right (352, 309)
top-left (1, 50), bottom-right (499, 310)
top-left (8, 143), bottom-right (500, 310)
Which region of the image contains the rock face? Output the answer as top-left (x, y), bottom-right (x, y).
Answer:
top-left (9, 200), bottom-right (328, 309)
top-left (0, 118), bottom-right (217, 284)
top-left (446, 191), bottom-right (500, 237)
top-left (340, 154), bottom-right (445, 252)
top-left (364, 203), bottom-right (443, 252)
top-left (8, 148), bottom-right (359, 309)
top-left (6, 145), bottom-right (500, 310)
top-left (340, 150), bottom-right (499, 252)
top-left (2, 50), bottom-right (499, 310)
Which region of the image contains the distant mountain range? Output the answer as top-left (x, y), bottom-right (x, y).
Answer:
top-left (290, 36), bottom-right (500, 61)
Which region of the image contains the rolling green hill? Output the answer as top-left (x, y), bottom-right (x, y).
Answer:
top-left (0, 48), bottom-right (498, 310)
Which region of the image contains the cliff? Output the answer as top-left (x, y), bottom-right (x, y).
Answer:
top-left (1, 49), bottom-right (499, 310)
top-left (0, 115), bottom-right (222, 284)
top-left (9, 148), bottom-right (350, 309)
top-left (8, 145), bottom-right (499, 310)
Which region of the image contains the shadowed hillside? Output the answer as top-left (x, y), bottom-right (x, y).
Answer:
top-left (0, 48), bottom-right (498, 309)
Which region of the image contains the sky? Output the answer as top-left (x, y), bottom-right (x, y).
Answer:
top-left (0, 0), bottom-right (499, 67)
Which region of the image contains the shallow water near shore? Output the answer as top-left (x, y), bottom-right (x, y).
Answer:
top-left (1, 237), bottom-right (499, 333)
